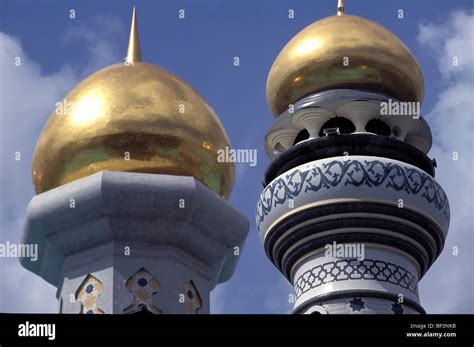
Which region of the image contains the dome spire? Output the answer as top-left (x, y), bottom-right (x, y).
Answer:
top-left (337, 0), bottom-right (345, 16)
top-left (126, 7), bottom-right (142, 64)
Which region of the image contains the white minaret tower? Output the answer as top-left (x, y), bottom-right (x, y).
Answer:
top-left (20, 8), bottom-right (249, 314)
top-left (257, 1), bottom-right (449, 314)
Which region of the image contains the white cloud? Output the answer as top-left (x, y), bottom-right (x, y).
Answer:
top-left (62, 15), bottom-right (125, 76)
top-left (417, 11), bottom-right (474, 313)
top-left (0, 32), bottom-right (76, 313)
top-left (0, 17), bottom-right (122, 312)
top-left (418, 11), bottom-right (474, 80)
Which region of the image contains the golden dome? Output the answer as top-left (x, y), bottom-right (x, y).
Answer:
top-left (32, 8), bottom-right (234, 198)
top-left (266, 2), bottom-right (424, 116)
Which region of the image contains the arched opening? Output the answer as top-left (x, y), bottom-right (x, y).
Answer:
top-left (392, 126), bottom-right (402, 138)
top-left (293, 129), bottom-right (310, 145)
top-left (319, 117), bottom-right (355, 137)
top-left (365, 119), bottom-right (391, 136)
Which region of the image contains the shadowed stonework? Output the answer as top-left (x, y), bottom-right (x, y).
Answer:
top-left (124, 268), bottom-right (161, 314)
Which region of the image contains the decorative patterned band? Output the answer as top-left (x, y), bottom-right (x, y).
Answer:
top-left (256, 158), bottom-right (450, 231)
top-left (294, 258), bottom-right (418, 298)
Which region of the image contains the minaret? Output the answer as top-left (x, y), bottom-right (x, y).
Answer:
top-left (21, 8), bottom-right (249, 314)
top-left (257, 1), bottom-right (449, 314)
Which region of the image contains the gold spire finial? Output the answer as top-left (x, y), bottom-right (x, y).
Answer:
top-left (337, 0), bottom-right (345, 16)
top-left (126, 7), bottom-right (142, 63)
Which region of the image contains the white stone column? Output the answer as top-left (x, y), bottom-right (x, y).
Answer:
top-left (21, 171), bottom-right (249, 314)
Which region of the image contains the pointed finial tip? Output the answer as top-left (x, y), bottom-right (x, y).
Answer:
top-left (337, 0), bottom-right (345, 16)
top-left (126, 6), bottom-right (142, 64)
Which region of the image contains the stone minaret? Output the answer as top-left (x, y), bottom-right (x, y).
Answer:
top-left (20, 8), bottom-right (249, 314)
top-left (257, 1), bottom-right (449, 314)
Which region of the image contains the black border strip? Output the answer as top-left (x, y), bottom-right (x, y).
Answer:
top-left (264, 134), bottom-right (435, 185)
top-left (265, 202), bottom-right (444, 269)
top-left (275, 217), bottom-right (437, 262)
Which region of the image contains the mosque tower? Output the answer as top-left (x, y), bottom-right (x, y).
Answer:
top-left (256, 0), bottom-right (450, 314)
top-left (20, 8), bottom-right (249, 314)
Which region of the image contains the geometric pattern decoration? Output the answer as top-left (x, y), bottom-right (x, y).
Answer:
top-left (294, 259), bottom-right (418, 298)
top-left (256, 158), bottom-right (450, 230)
top-left (123, 268), bottom-right (161, 314)
top-left (349, 297), bottom-right (365, 312)
top-left (314, 297), bottom-right (416, 314)
top-left (391, 302), bottom-right (404, 314)
top-left (76, 275), bottom-right (104, 314)
top-left (181, 280), bottom-right (202, 314)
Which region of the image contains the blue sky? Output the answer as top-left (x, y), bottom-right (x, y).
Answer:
top-left (0, 0), bottom-right (473, 313)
